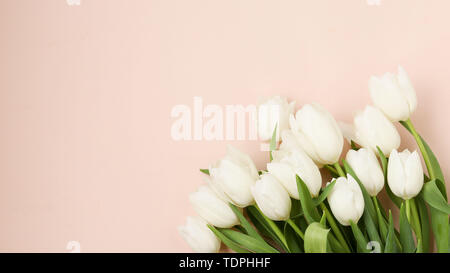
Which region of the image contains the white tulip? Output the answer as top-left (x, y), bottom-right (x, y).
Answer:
top-left (278, 129), bottom-right (303, 153)
top-left (346, 148), bottom-right (384, 196)
top-left (209, 145), bottom-right (259, 207)
top-left (327, 174), bottom-right (365, 226)
top-left (267, 141), bottom-right (322, 198)
top-left (289, 104), bottom-right (343, 165)
top-left (178, 216), bottom-right (221, 253)
top-left (387, 149), bottom-right (424, 200)
top-left (204, 176), bottom-right (233, 204)
top-left (189, 185), bottom-right (239, 228)
top-left (342, 105), bottom-right (401, 157)
top-left (251, 174), bottom-right (292, 221)
top-left (369, 66), bottom-right (417, 122)
top-left (258, 96), bottom-right (296, 142)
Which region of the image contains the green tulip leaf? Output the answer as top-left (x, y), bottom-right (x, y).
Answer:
top-left (324, 165), bottom-right (340, 178)
top-left (399, 203), bottom-right (416, 253)
top-left (416, 196), bottom-right (431, 252)
top-left (290, 199), bottom-right (303, 218)
top-left (384, 211), bottom-right (400, 253)
top-left (429, 206), bottom-right (449, 253)
top-left (200, 169), bottom-right (210, 175)
top-left (207, 225), bottom-right (251, 253)
top-left (326, 233), bottom-right (347, 253)
top-left (246, 206), bottom-right (289, 252)
top-left (363, 210), bottom-right (383, 252)
top-left (313, 180), bottom-right (336, 206)
top-left (349, 221), bottom-right (369, 253)
top-left (350, 140), bottom-right (360, 150)
top-left (296, 175), bottom-right (321, 223)
top-left (304, 222), bottom-right (330, 253)
top-left (375, 205), bottom-right (388, 245)
top-left (421, 179), bottom-right (450, 215)
top-left (218, 228), bottom-right (279, 253)
top-left (320, 211), bottom-right (327, 226)
top-left (229, 203), bottom-right (265, 242)
top-left (284, 222), bottom-right (303, 253)
top-left (290, 211), bottom-right (305, 219)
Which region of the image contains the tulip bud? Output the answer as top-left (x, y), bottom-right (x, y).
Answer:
top-left (369, 66), bottom-right (417, 122)
top-left (342, 105), bottom-right (400, 157)
top-left (267, 142), bottom-right (322, 198)
top-left (258, 96), bottom-right (296, 142)
top-left (387, 149), bottom-right (424, 200)
top-left (189, 185), bottom-right (239, 228)
top-left (289, 104), bottom-right (343, 165)
top-left (346, 148), bottom-right (384, 196)
top-left (327, 174), bottom-right (365, 226)
top-left (178, 216), bottom-right (221, 253)
top-left (251, 174), bottom-right (292, 221)
top-left (209, 145), bottom-right (259, 207)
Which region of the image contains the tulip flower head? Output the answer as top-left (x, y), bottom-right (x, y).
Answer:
top-left (289, 103), bottom-right (343, 165)
top-left (178, 216), bottom-right (221, 253)
top-left (189, 185), bottom-right (239, 228)
top-left (387, 149), bottom-right (424, 200)
top-left (369, 66), bottom-right (417, 122)
top-left (209, 145), bottom-right (259, 207)
top-left (327, 174), bottom-right (365, 226)
top-left (267, 145), bottom-right (322, 198)
top-left (346, 148), bottom-right (384, 196)
top-left (341, 105), bottom-right (401, 157)
top-left (278, 129), bottom-right (303, 153)
top-left (258, 96), bottom-right (296, 142)
top-left (251, 174), bottom-right (292, 221)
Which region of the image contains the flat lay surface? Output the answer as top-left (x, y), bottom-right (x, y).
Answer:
top-left (0, 0), bottom-right (449, 252)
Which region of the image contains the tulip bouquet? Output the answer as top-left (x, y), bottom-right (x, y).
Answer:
top-left (179, 67), bottom-right (450, 253)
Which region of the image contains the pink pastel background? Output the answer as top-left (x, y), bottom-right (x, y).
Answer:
top-left (1, 0), bottom-right (449, 252)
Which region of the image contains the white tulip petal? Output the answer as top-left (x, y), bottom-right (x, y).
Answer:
top-left (257, 96), bottom-right (295, 142)
top-left (369, 74), bottom-right (410, 122)
top-left (226, 145), bottom-right (259, 179)
top-left (354, 106), bottom-right (400, 156)
top-left (279, 130), bottom-right (303, 152)
top-left (327, 175), bottom-right (364, 226)
top-left (289, 104), bottom-right (343, 165)
top-left (267, 162), bottom-right (298, 199)
top-left (268, 148), bottom-right (322, 198)
top-left (369, 66), bottom-right (418, 122)
top-left (178, 217), bottom-right (221, 253)
top-left (209, 146), bottom-right (258, 207)
top-left (296, 104), bottom-right (343, 164)
top-left (251, 174), bottom-right (291, 221)
top-left (397, 66), bottom-right (417, 114)
top-left (204, 176), bottom-right (233, 203)
top-left (404, 151), bottom-right (424, 199)
top-left (189, 185), bottom-right (239, 228)
top-left (346, 148), bottom-right (384, 196)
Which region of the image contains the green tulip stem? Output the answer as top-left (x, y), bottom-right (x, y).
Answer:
top-left (255, 205), bottom-right (289, 251)
top-left (406, 199), bottom-right (422, 244)
top-left (404, 119), bottom-right (435, 180)
top-left (372, 196), bottom-right (383, 218)
top-left (286, 219), bottom-right (305, 240)
top-left (405, 199), bottom-right (411, 221)
top-left (319, 202), bottom-right (351, 253)
top-left (333, 162), bottom-right (346, 177)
